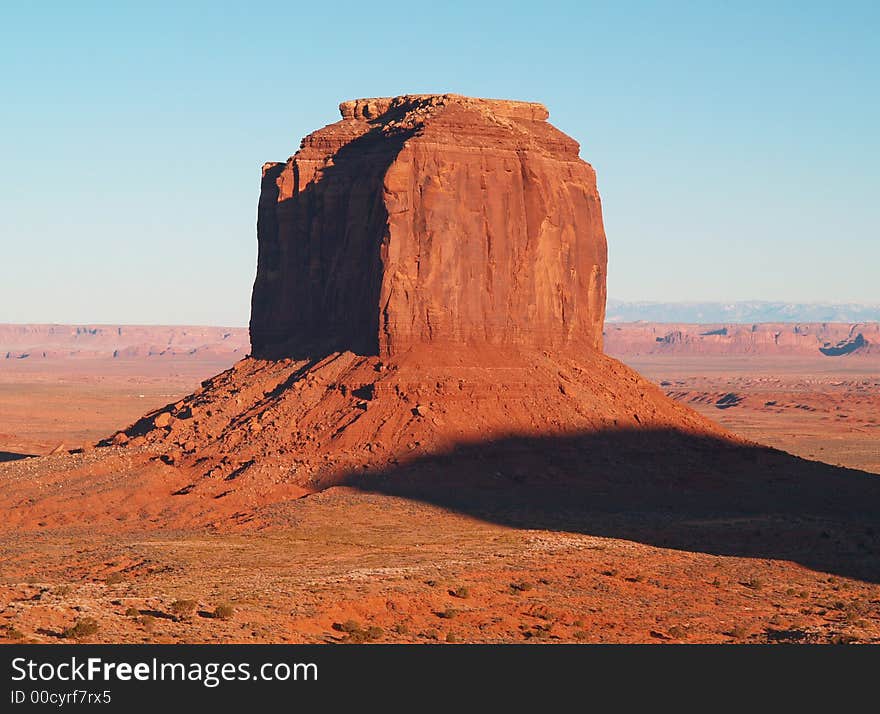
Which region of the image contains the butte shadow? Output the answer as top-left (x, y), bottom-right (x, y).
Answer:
top-left (341, 427), bottom-right (880, 583)
top-left (0, 451), bottom-right (36, 463)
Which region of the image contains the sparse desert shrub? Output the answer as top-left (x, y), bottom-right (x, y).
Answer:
top-left (124, 607), bottom-right (140, 617)
top-left (422, 628), bottom-right (439, 640)
top-left (509, 581), bottom-right (533, 593)
top-left (437, 607), bottom-right (457, 619)
top-left (4, 626), bottom-right (24, 640)
top-left (446, 632), bottom-right (460, 643)
top-left (348, 625), bottom-right (383, 643)
top-left (668, 625), bottom-right (688, 640)
top-left (169, 599), bottom-right (197, 619)
top-left (742, 576), bottom-right (764, 590)
top-left (63, 617), bottom-right (99, 640)
top-left (105, 573), bottom-right (125, 585)
top-left (601, 569), bottom-right (618, 577)
top-left (332, 620), bottom-right (382, 642)
top-left (54, 585), bottom-right (72, 597)
top-left (212, 604), bottom-right (235, 620)
top-left (730, 624), bottom-right (750, 640)
top-left (334, 619), bottom-right (361, 634)
top-left (523, 628), bottom-right (550, 640)
top-left (393, 623), bottom-right (410, 635)
top-left (138, 615), bottom-right (155, 630)
top-left (528, 605), bottom-right (553, 621)
top-left (450, 586), bottom-right (470, 599)
top-left (574, 630), bottom-right (590, 641)
top-left (830, 633), bottom-right (857, 645)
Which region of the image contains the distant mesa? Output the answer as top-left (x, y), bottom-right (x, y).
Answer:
top-left (606, 322), bottom-right (878, 359)
top-left (0, 324), bottom-right (249, 361)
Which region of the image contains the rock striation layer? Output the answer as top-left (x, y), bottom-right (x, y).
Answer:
top-left (250, 94), bottom-right (607, 358)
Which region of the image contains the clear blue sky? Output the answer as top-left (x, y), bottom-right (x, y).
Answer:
top-left (1, 1), bottom-right (877, 325)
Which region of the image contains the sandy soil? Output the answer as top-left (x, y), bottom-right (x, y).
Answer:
top-left (627, 357), bottom-right (880, 475)
top-left (1, 354), bottom-right (878, 644)
top-left (0, 359), bottom-right (237, 457)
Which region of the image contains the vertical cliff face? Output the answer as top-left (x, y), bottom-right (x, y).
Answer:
top-left (250, 94), bottom-right (608, 359)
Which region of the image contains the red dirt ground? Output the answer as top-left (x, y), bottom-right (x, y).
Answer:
top-left (1, 348), bottom-right (878, 644)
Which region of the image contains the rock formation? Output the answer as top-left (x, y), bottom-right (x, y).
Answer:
top-left (250, 94), bottom-right (607, 358)
top-left (100, 95), bottom-right (729, 514)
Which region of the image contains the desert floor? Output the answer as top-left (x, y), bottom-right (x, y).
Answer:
top-left (1, 354), bottom-right (878, 644)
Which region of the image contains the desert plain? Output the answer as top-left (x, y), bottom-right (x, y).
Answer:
top-left (2, 95), bottom-right (878, 647)
top-left (1, 322), bottom-right (878, 645)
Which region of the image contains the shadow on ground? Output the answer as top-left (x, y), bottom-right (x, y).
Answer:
top-left (0, 451), bottom-right (36, 463)
top-left (344, 428), bottom-right (880, 582)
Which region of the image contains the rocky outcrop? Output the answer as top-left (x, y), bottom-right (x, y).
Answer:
top-left (250, 94), bottom-right (607, 358)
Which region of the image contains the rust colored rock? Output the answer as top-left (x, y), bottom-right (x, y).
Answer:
top-left (153, 412), bottom-right (172, 429)
top-left (94, 94), bottom-right (729, 501)
top-left (250, 94), bottom-right (607, 359)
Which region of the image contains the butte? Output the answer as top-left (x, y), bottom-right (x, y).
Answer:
top-left (106, 94), bottom-right (726, 508)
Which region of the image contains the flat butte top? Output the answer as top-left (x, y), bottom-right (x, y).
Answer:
top-left (338, 94), bottom-right (551, 123)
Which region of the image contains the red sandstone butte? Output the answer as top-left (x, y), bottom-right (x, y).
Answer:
top-left (250, 94), bottom-right (608, 358)
top-left (89, 94), bottom-right (724, 503)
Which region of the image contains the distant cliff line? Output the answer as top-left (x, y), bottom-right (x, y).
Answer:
top-left (604, 322), bottom-right (880, 359)
top-left (1, 322), bottom-right (879, 361)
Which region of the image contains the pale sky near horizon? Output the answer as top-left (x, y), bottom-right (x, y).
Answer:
top-left (1, 2), bottom-right (877, 326)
